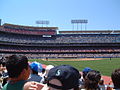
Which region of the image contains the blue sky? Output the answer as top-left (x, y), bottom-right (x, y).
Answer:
top-left (0, 0), bottom-right (120, 31)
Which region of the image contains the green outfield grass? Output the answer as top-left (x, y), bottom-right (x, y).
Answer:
top-left (29, 58), bottom-right (120, 76)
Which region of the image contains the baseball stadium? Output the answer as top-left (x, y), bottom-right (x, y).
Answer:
top-left (1, 0), bottom-right (120, 89)
top-left (0, 22), bottom-right (120, 78)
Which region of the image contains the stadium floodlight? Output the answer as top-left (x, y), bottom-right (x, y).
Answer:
top-left (0, 19), bottom-right (1, 26)
top-left (71, 19), bottom-right (88, 24)
top-left (36, 20), bottom-right (49, 24)
top-left (36, 20), bottom-right (50, 27)
top-left (71, 19), bottom-right (88, 30)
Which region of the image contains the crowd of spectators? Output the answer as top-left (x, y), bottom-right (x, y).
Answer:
top-left (1, 24), bottom-right (57, 35)
top-left (1, 25), bottom-right (120, 59)
top-left (0, 45), bottom-right (120, 53)
top-left (1, 53), bottom-right (120, 59)
top-left (1, 30), bottom-right (120, 44)
top-left (23, 53), bottom-right (120, 58)
top-left (0, 54), bottom-right (120, 90)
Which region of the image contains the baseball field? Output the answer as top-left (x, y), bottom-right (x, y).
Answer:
top-left (29, 58), bottom-right (120, 76)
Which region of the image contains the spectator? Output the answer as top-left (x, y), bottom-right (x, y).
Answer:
top-left (79, 67), bottom-right (92, 89)
top-left (2, 54), bottom-right (30, 90)
top-left (82, 67), bottom-right (92, 81)
top-left (45, 65), bottom-right (54, 77)
top-left (41, 65), bottom-right (54, 84)
top-left (111, 68), bottom-right (120, 89)
top-left (98, 78), bottom-right (107, 90)
top-left (28, 62), bottom-right (43, 83)
top-left (39, 68), bottom-right (46, 77)
top-left (84, 70), bottom-right (101, 90)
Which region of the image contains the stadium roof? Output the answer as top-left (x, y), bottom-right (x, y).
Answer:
top-left (59, 30), bottom-right (120, 34)
top-left (3, 23), bottom-right (58, 30)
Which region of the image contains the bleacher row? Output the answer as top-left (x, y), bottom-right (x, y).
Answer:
top-left (0, 53), bottom-right (120, 59)
top-left (2, 28), bottom-right (56, 35)
top-left (0, 31), bottom-right (120, 44)
top-left (1, 23), bottom-right (57, 35)
top-left (0, 23), bottom-right (120, 58)
top-left (24, 53), bottom-right (120, 58)
top-left (0, 45), bottom-right (120, 53)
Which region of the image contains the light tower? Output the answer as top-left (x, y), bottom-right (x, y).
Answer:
top-left (36, 20), bottom-right (49, 27)
top-left (71, 19), bottom-right (88, 30)
top-left (0, 19), bottom-right (1, 26)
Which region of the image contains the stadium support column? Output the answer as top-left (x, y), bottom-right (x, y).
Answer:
top-left (77, 23), bottom-right (79, 30)
top-left (81, 23), bottom-right (82, 31)
top-left (72, 23), bottom-right (74, 30)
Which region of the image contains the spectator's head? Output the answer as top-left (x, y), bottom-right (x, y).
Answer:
top-left (84, 70), bottom-right (101, 89)
top-left (45, 65), bottom-right (54, 76)
top-left (30, 61), bottom-right (43, 74)
top-left (46, 65), bottom-right (81, 90)
top-left (42, 68), bottom-right (45, 74)
top-left (111, 68), bottom-right (120, 89)
top-left (82, 67), bottom-right (92, 79)
top-left (5, 54), bottom-right (30, 80)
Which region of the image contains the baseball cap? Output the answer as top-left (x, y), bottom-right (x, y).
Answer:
top-left (46, 65), bottom-right (81, 90)
top-left (30, 62), bottom-right (43, 72)
top-left (82, 67), bottom-right (92, 73)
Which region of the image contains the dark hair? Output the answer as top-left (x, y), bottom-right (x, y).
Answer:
top-left (111, 68), bottom-right (120, 89)
top-left (99, 79), bottom-right (104, 85)
top-left (31, 69), bottom-right (38, 75)
top-left (85, 70), bottom-right (101, 90)
top-left (83, 71), bottom-right (88, 79)
top-left (42, 68), bottom-right (45, 73)
top-left (5, 55), bottom-right (29, 78)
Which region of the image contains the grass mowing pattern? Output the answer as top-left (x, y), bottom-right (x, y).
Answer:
top-left (29, 58), bottom-right (120, 76)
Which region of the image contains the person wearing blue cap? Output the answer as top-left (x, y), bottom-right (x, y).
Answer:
top-left (84, 70), bottom-right (101, 90)
top-left (82, 67), bottom-right (92, 80)
top-left (79, 67), bottom-right (92, 89)
top-left (28, 62), bottom-right (43, 83)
